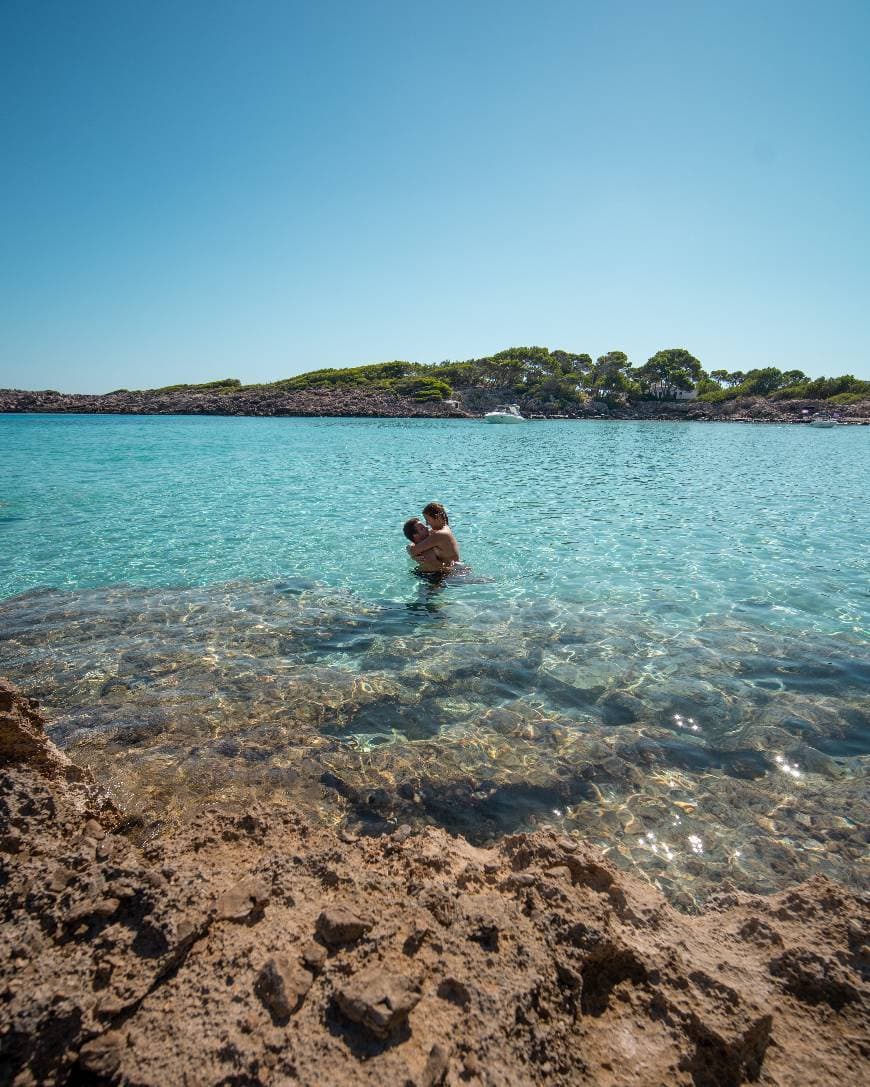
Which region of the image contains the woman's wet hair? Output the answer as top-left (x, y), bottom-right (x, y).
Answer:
top-left (423, 502), bottom-right (448, 524)
top-left (403, 517), bottom-right (424, 541)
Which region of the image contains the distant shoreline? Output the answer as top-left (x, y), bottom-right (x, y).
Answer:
top-left (2, 386), bottom-right (869, 424)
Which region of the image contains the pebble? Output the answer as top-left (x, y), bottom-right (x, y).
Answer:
top-left (0, 830), bottom-right (23, 854)
top-left (77, 1034), bottom-right (123, 1078)
top-left (335, 967), bottom-right (421, 1038)
top-left (463, 1054), bottom-right (481, 1076)
top-left (316, 904), bottom-right (371, 946)
top-left (501, 873), bottom-right (537, 890)
top-left (301, 941), bottom-right (327, 972)
top-left (215, 877), bottom-right (270, 922)
top-left (255, 956), bottom-right (313, 1020)
top-left (174, 917), bottom-right (200, 945)
top-left (91, 897), bottom-right (120, 918)
top-left (65, 898), bottom-right (119, 926)
top-left (49, 866), bottom-right (75, 893)
top-left (422, 1042), bottom-right (449, 1086)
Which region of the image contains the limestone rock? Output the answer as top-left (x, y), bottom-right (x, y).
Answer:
top-left (2, 677), bottom-right (868, 1087)
top-left (215, 877), bottom-right (270, 921)
top-left (255, 956), bottom-right (313, 1020)
top-left (301, 941), bottom-right (327, 972)
top-left (315, 904), bottom-right (371, 946)
top-left (0, 678), bottom-right (89, 782)
top-left (335, 967), bottom-right (421, 1038)
top-left (422, 1042), bottom-right (449, 1086)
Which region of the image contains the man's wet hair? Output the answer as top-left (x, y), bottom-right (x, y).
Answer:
top-left (423, 501), bottom-right (448, 524)
top-left (403, 517), bottom-right (424, 541)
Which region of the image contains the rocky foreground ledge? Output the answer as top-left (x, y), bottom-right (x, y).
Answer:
top-left (1, 680), bottom-right (867, 1087)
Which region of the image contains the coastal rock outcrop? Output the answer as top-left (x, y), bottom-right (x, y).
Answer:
top-left (0, 385), bottom-right (471, 419)
top-left (0, 681), bottom-right (88, 782)
top-left (2, 385), bottom-right (868, 423)
top-left (1, 679), bottom-right (868, 1085)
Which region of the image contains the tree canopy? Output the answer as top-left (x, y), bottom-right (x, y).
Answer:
top-left (636, 349), bottom-right (702, 400)
top-left (696, 367), bottom-right (870, 403)
top-left (140, 350), bottom-right (868, 407)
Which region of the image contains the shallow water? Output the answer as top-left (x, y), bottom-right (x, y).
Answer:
top-left (1, 414), bottom-right (868, 906)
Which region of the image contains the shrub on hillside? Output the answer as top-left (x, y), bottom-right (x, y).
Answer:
top-left (394, 376), bottom-right (452, 401)
top-left (276, 362), bottom-right (421, 391)
top-left (694, 377), bottom-right (722, 398)
top-left (769, 383), bottom-right (809, 400)
top-left (152, 378), bottom-right (242, 394)
top-left (428, 362), bottom-right (477, 386)
top-left (825, 392), bottom-right (867, 405)
top-left (697, 387), bottom-right (730, 403)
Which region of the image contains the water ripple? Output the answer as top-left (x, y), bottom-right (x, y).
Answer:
top-left (1, 577), bottom-right (866, 908)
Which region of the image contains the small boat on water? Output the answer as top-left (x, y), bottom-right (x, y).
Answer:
top-left (809, 413), bottom-right (839, 428)
top-left (484, 404), bottom-right (526, 423)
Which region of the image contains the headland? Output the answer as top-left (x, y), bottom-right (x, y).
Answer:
top-left (3, 385), bottom-right (870, 424)
top-left (3, 346), bottom-right (869, 422)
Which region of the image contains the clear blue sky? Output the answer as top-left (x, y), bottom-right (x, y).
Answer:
top-left (1, 0), bottom-right (868, 392)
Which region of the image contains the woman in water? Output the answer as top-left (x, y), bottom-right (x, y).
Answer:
top-left (404, 502), bottom-right (461, 572)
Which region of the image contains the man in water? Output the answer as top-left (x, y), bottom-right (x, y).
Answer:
top-left (403, 517), bottom-right (443, 573)
top-left (404, 502), bottom-right (461, 572)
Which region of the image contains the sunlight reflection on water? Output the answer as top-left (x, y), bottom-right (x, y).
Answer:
top-left (1, 576), bottom-right (867, 909)
top-left (1, 415), bottom-right (868, 907)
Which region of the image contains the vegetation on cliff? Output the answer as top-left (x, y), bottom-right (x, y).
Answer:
top-left (697, 368), bottom-right (870, 404)
top-left (139, 348), bottom-right (869, 408)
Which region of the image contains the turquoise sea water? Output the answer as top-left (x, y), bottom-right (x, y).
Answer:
top-left (1, 413), bottom-right (868, 906)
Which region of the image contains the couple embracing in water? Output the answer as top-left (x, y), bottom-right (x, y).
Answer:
top-left (403, 502), bottom-right (463, 575)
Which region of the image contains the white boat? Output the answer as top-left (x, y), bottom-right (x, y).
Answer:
top-left (484, 404), bottom-right (526, 423)
top-left (809, 413), bottom-right (837, 428)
